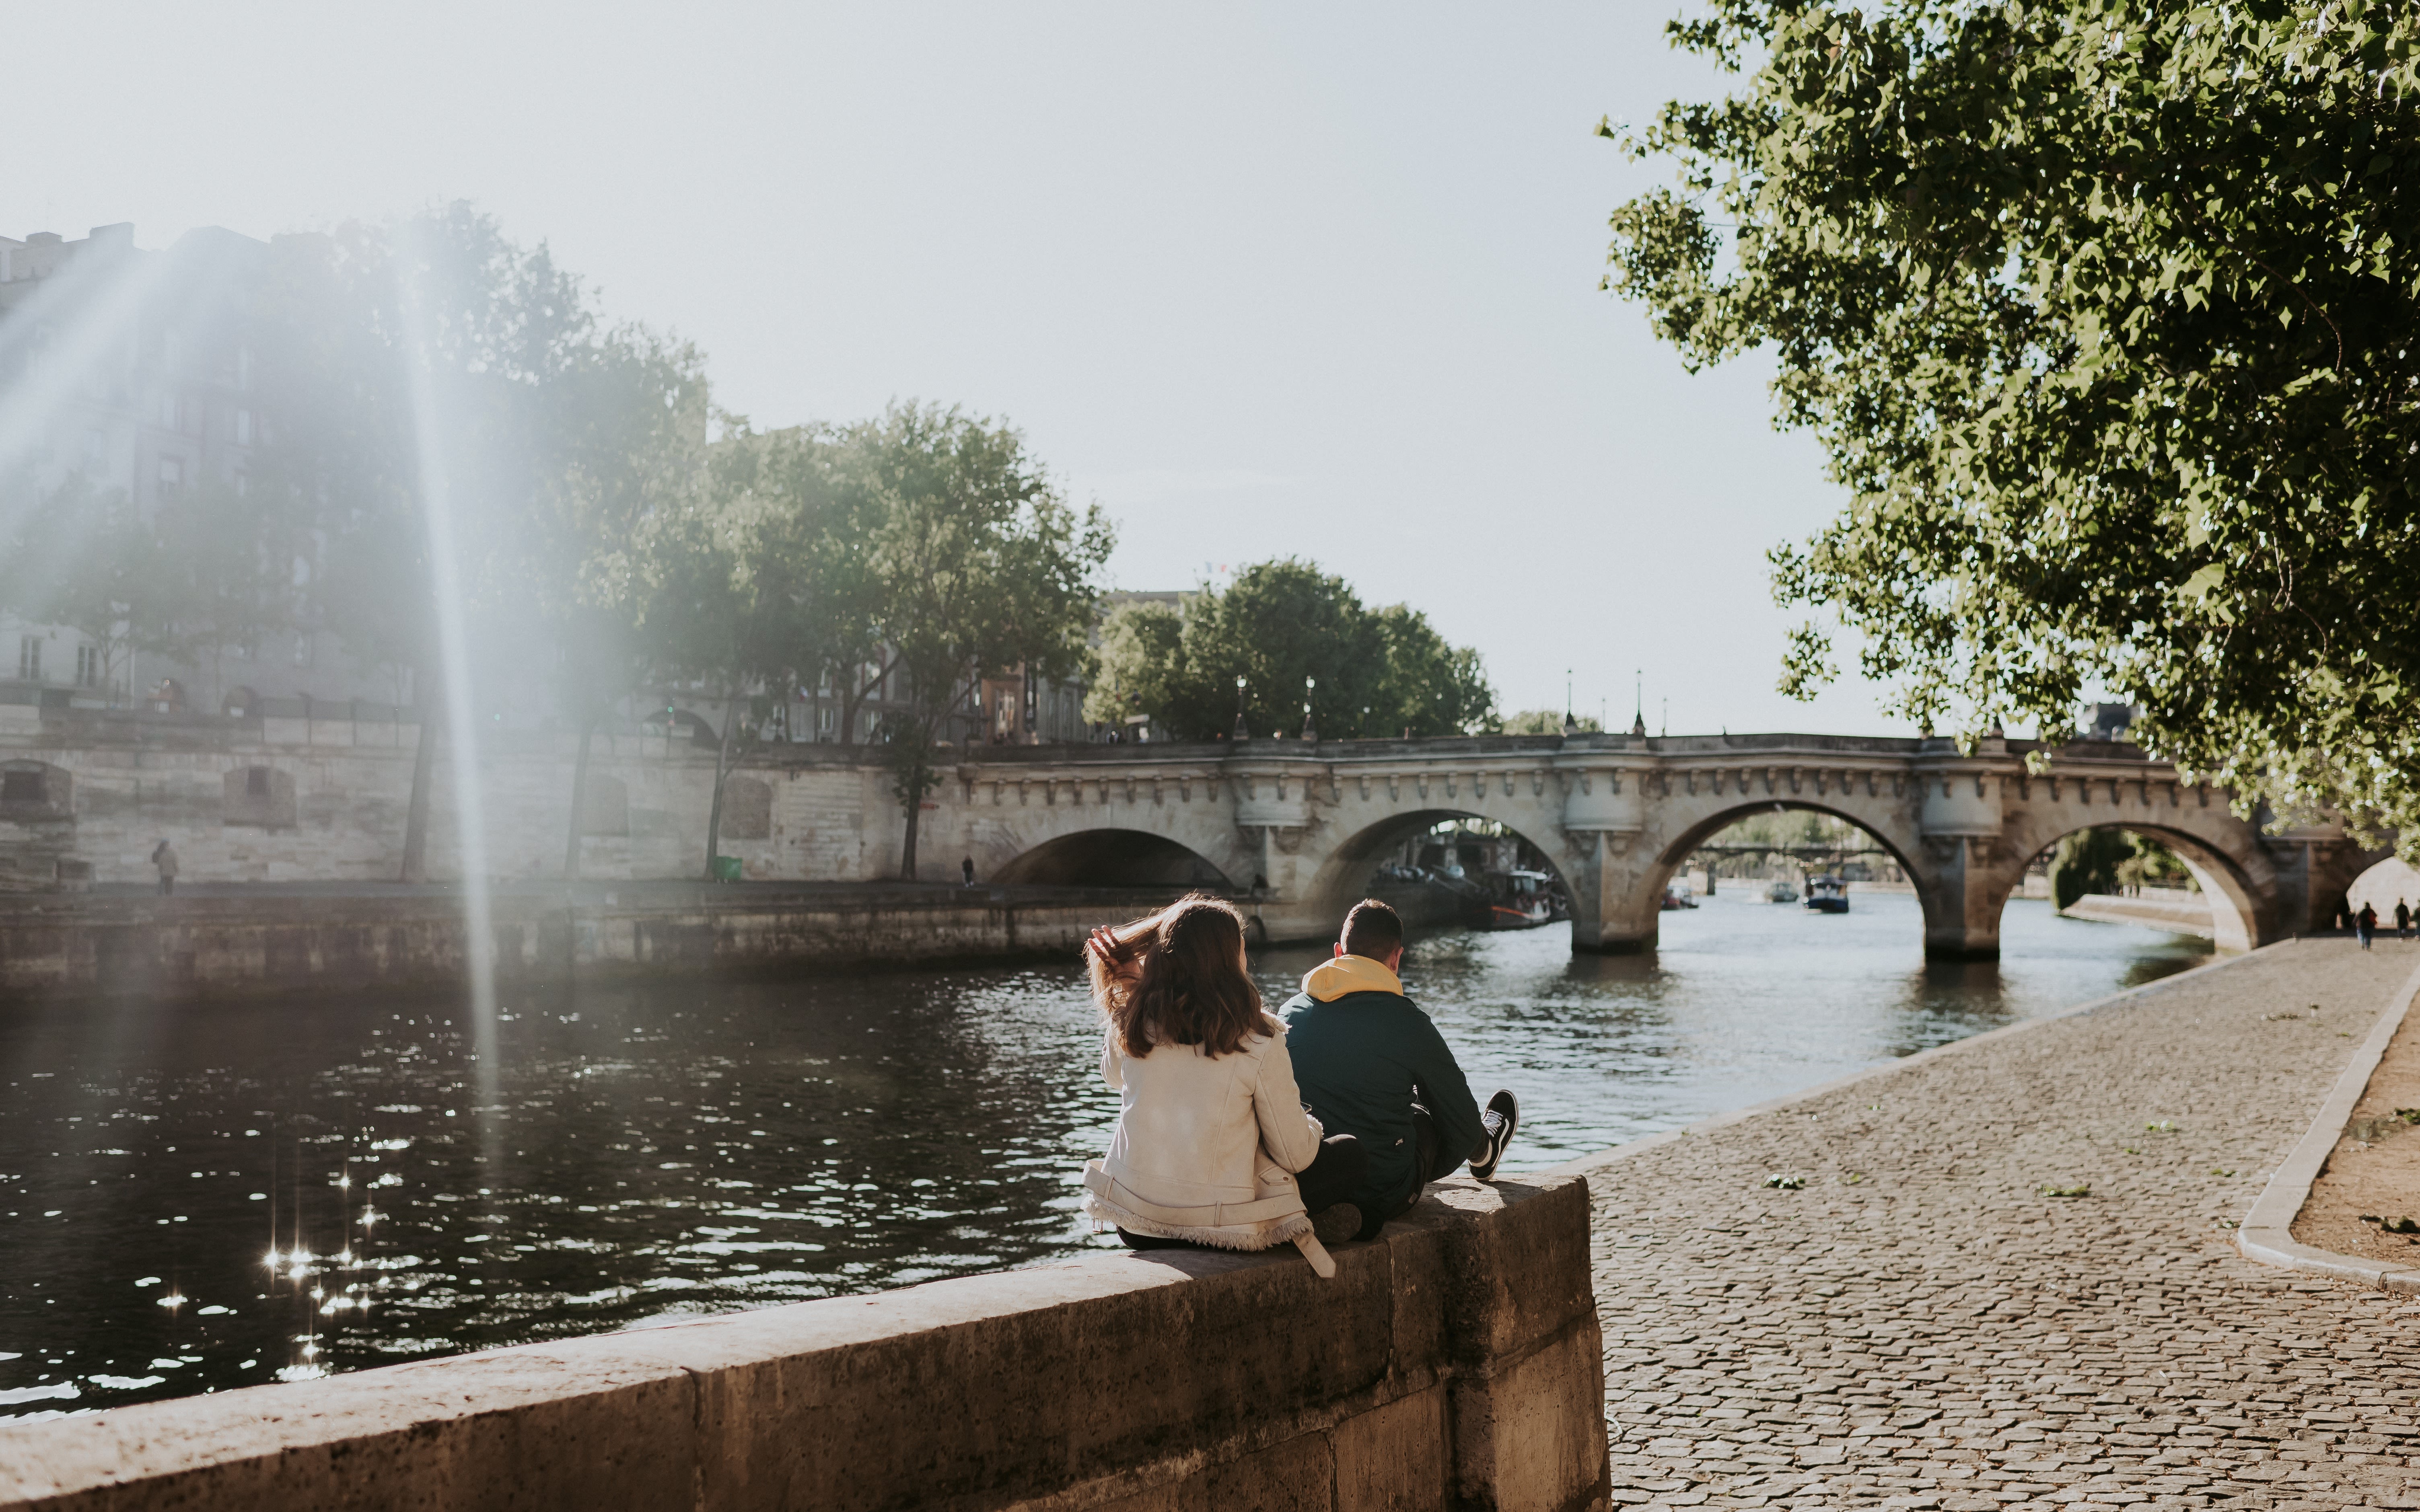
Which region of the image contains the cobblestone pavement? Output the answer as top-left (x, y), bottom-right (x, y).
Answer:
top-left (1572, 941), bottom-right (2420, 1512)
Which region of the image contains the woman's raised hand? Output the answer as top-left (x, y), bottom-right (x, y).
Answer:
top-left (1087, 924), bottom-right (1146, 989)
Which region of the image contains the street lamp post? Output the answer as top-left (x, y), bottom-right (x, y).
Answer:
top-left (1233, 675), bottom-right (1249, 742)
top-left (1301, 675), bottom-right (1317, 742)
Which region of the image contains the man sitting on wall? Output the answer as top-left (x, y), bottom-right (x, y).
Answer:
top-left (1280, 899), bottom-right (1518, 1241)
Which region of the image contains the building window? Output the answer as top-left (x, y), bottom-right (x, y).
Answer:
top-left (16, 636), bottom-right (40, 681)
top-left (74, 644), bottom-right (99, 688)
top-left (292, 631), bottom-right (313, 667)
top-left (0, 769), bottom-right (42, 805)
top-left (235, 408), bottom-right (253, 445)
top-left (246, 766), bottom-right (271, 798)
top-left (157, 456), bottom-right (182, 498)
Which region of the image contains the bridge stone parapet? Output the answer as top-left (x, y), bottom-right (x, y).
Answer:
top-left (1, 707), bottom-right (2381, 958)
top-left (927, 733), bottom-right (2386, 960)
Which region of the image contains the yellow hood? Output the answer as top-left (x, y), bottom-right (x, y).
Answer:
top-left (1300, 953), bottom-right (1403, 1002)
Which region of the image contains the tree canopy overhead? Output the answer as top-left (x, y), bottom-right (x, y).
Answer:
top-left (1606, 0), bottom-right (2420, 852)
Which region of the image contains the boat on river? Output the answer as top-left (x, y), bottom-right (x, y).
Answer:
top-left (1473, 868), bottom-right (1567, 930)
top-left (1766, 880), bottom-right (1799, 904)
top-left (1804, 875), bottom-right (1850, 913)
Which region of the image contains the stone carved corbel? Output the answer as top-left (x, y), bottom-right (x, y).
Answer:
top-left (1357, 774), bottom-right (1370, 801)
top-left (1178, 777), bottom-right (1191, 803)
top-left (1388, 775), bottom-right (1401, 802)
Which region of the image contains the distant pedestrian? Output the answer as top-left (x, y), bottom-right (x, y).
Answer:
top-left (151, 840), bottom-right (179, 897)
top-left (2358, 903), bottom-right (2377, 950)
top-left (961, 857), bottom-right (975, 888)
top-left (2399, 898), bottom-right (2413, 943)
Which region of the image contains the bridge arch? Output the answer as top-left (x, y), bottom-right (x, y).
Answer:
top-left (989, 828), bottom-right (1237, 891)
top-left (1994, 814), bottom-right (2280, 955)
top-left (1290, 808), bottom-right (1580, 948)
top-left (1640, 795), bottom-right (1947, 939)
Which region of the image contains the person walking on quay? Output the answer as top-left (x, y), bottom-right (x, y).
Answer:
top-left (961, 857), bottom-right (975, 888)
top-left (1279, 899), bottom-right (1520, 1243)
top-left (2398, 898), bottom-right (2413, 943)
top-left (1079, 895), bottom-right (1367, 1274)
top-left (150, 839), bottom-right (179, 897)
top-left (2358, 902), bottom-right (2378, 950)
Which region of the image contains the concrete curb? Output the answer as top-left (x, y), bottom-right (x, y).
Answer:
top-left (2235, 953), bottom-right (2420, 1290)
top-left (1543, 943), bottom-right (2278, 1181)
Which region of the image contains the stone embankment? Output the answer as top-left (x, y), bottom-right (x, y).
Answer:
top-left (0, 1175), bottom-right (1609, 1512)
top-left (0, 881), bottom-right (1183, 1002)
top-left (2060, 888), bottom-right (2216, 939)
top-left (1573, 939), bottom-right (2420, 1510)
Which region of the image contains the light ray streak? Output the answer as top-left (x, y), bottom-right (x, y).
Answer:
top-left (393, 236), bottom-right (501, 1130)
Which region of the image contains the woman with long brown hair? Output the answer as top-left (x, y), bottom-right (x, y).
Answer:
top-left (1081, 894), bottom-right (1366, 1272)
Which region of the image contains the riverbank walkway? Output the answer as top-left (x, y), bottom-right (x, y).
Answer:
top-left (1574, 938), bottom-right (2420, 1511)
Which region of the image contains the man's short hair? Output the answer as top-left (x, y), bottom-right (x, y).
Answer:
top-left (1341, 899), bottom-right (1404, 959)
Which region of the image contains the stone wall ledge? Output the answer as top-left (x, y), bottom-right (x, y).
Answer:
top-left (0, 1176), bottom-right (1610, 1512)
top-left (0, 884), bottom-right (1204, 1003)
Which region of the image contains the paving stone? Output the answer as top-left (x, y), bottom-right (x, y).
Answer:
top-left (1577, 941), bottom-right (2420, 1512)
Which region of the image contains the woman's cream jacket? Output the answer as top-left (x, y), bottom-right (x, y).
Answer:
top-left (1082, 1020), bottom-right (1323, 1251)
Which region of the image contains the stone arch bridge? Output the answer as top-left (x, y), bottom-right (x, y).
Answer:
top-left (928, 733), bottom-right (2381, 959)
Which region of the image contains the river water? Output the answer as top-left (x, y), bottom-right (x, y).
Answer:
top-left (0, 891), bottom-right (2208, 1420)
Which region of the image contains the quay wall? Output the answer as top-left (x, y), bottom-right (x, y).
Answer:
top-left (0, 887), bottom-right (1161, 1001)
top-left (0, 1175), bottom-right (1611, 1512)
top-left (0, 707), bottom-right (910, 893)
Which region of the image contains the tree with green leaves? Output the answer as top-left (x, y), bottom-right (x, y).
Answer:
top-left (1087, 560), bottom-right (1496, 741)
top-left (257, 204), bottom-right (706, 881)
top-left (829, 403), bottom-right (1113, 879)
top-left (1605, 0), bottom-right (2420, 856)
top-left (625, 477), bottom-right (793, 879)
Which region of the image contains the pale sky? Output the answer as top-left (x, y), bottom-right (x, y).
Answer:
top-left (5, 2), bottom-right (1918, 738)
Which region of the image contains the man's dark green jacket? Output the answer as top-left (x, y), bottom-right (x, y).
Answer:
top-left (1279, 953), bottom-right (1485, 1217)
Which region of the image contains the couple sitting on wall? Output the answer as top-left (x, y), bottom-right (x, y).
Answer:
top-left (1080, 895), bottom-right (1519, 1276)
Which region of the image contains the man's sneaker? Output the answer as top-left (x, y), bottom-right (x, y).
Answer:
top-left (1311, 1203), bottom-right (1362, 1247)
top-left (1468, 1090), bottom-right (1519, 1181)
